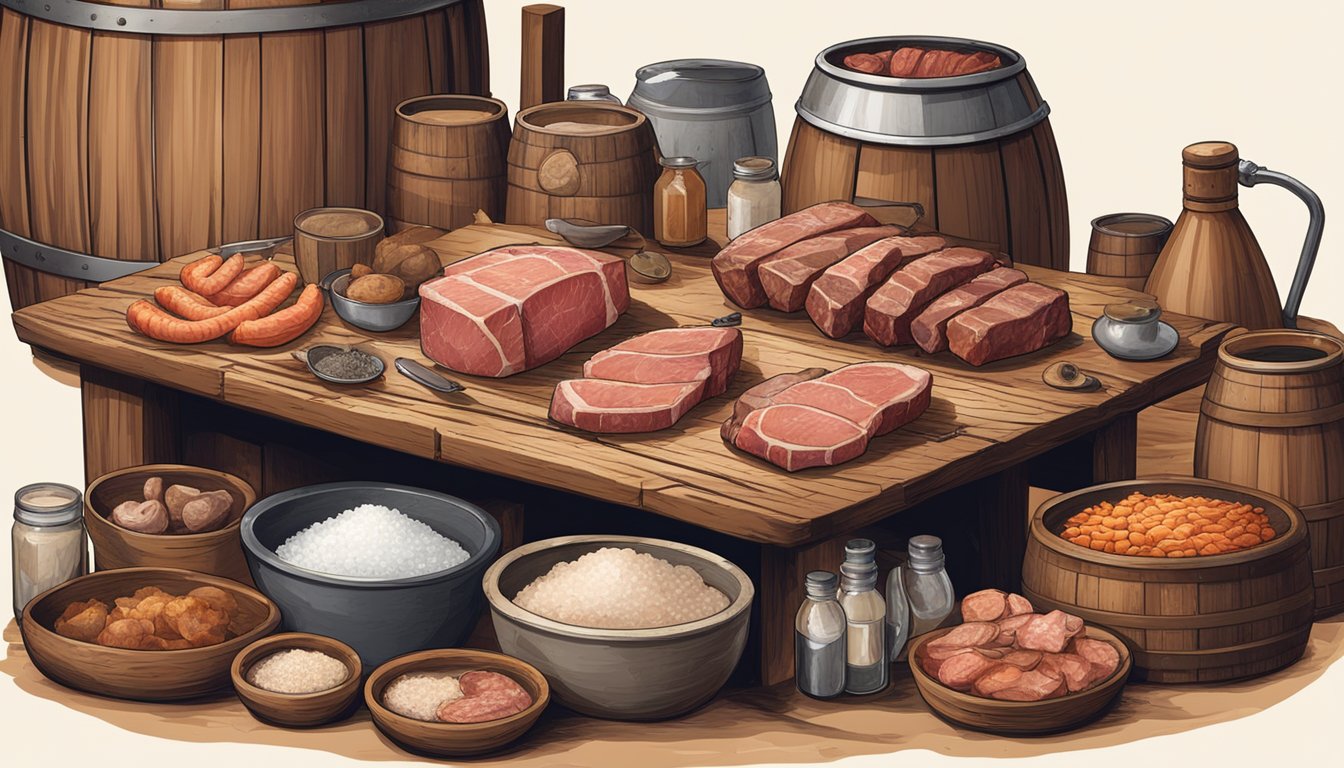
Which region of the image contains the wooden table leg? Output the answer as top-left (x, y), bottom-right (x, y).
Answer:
top-left (972, 463), bottom-right (1030, 591)
top-left (80, 366), bottom-right (181, 482)
top-left (1092, 412), bottom-right (1138, 483)
top-left (759, 536), bottom-right (848, 686)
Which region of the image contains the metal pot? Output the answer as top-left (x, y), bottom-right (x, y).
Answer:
top-left (628, 59), bottom-right (776, 207)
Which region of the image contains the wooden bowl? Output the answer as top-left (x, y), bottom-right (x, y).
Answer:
top-left (85, 464), bottom-right (257, 585)
top-left (364, 649), bottom-right (549, 757)
top-left (231, 632), bottom-right (362, 727)
top-left (908, 624), bottom-right (1132, 735)
top-left (21, 567), bottom-right (281, 701)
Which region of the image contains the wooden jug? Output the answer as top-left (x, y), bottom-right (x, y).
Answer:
top-left (1144, 141), bottom-right (1324, 330)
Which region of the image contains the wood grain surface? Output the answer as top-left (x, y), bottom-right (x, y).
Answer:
top-left (12, 212), bottom-right (1234, 547)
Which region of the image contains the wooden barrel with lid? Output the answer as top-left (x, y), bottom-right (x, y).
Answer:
top-left (387, 94), bottom-right (511, 233)
top-left (1022, 478), bottom-right (1314, 683)
top-left (505, 102), bottom-right (660, 235)
top-left (1195, 330), bottom-right (1344, 619)
top-left (0, 0), bottom-right (490, 311)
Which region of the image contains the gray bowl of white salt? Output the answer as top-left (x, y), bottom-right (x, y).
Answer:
top-left (241, 482), bottom-right (500, 670)
top-left (483, 535), bottom-right (753, 721)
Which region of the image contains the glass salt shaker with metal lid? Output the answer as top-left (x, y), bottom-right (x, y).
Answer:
top-left (897, 534), bottom-right (955, 644)
top-left (795, 570), bottom-right (846, 699)
top-left (837, 538), bottom-right (887, 695)
top-left (12, 483), bottom-right (88, 621)
top-left (653, 156), bottom-right (708, 248)
top-left (567, 84), bottom-right (622, 104)
top-left (726, 156), bottom-right (781, 240)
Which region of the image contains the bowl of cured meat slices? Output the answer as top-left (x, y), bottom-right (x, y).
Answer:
top-left (907, 589), bottom-right (1131, 735)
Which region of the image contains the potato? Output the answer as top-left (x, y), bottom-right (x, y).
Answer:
top-left (374, 225), bottom-right (442, 264)
top-left (372, 243), bottom-right (441, 293)
top-left (111, 499), bottom-right (169, 534)
top-left (165, 484), bottom-right (200, 530)
top-left (351, 262), bottom-right (374, 279)
top-left (143, 476), bottom-right (164, 503)
top-left (345, 273), bottom-right (406, 304)
top-left (181, 490), bottom-right (233, 533)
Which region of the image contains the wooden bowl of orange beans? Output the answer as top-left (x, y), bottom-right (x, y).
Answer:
top-left (1058, 491), bottom-right (1276, 558)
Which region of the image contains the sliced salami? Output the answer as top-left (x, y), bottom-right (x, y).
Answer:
top-left (960, 588), bottom-right (1008, 622)
top-left (926, 621), bottom-right (999, 649)
top-left (1015, 610), bottom-right (1073, 653)
top-left (1073, 638), bottom-right (1122, 682)
top-left (459, 670), bottom-right (529, 700)
top-left (999, 649), bottom-right (1043, 670)
top-left (993, 613), bottom-right (1034, 646)
top-left (975, 647), bottom-right (1005, 660)
top-left (989, 669), bottom-right (1066, 701)
top-left (1005, 593), bottom-right (1034, 617)
top-left (937, 652), bottom-right (997, 692)
top-left (436, 690), bottom-right (531, 723)
top-left (1040, 652), bottom-right (1093, 693)
top-left (972, 664), bottom-right (1024, 697)
top-left (926, 644), bottom-right (978, 661)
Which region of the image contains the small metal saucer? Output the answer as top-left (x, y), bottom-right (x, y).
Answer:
top-left (293, 344), bottom-right (385, 384)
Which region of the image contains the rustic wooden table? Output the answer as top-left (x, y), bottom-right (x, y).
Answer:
top-left (10, 211), bottom-right (1235, 684)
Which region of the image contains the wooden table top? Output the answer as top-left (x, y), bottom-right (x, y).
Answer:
top-left (10, 212), bottom-right (1235, 547)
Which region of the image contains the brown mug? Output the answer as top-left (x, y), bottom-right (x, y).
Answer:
top-left (293, 207), bottom-right (384, 286)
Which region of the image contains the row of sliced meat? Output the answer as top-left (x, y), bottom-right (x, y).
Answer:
top-left (711, 202), bottom-right (1072, 366)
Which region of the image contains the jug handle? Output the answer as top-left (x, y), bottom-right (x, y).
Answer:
top-left (1238, 159), bottom-right (1326, 329)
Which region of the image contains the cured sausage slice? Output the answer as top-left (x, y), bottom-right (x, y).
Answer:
top-left (459, 671), bottom-right (530, 702)
top-left (436, 690), bottom-right (530, 724)
top-left (1006, 593), bottom-right (1034, 617)
top-left (937, 652), bottom-right (996, 691)
top-left (1015, 610), bottom-right (1074, 653)
top-left (993, 613), bottom-right (1034, 646)
top-left (1073, 638), bottom-right (1122, 682)
top-left (989, 669), bottom-right (1066, 702)
top-left (972, 664), bottom-right (1024, 697)
top-left (1040, 652), bottom-right (1093, 693)
top-left (999, 649), bottom-right (1043, 670)
top-left (926, 621), bottom-right (998, 649)
top-left (960, 589), bottom-right (1008, 622)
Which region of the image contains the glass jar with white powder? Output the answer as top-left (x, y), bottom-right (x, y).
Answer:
top-left (726, 156), bottom-right (781, 240)
top-left (12, 483), bottom-right (87, 621)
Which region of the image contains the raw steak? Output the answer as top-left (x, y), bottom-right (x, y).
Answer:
top-left (805, 235), bottom-right (947, 338)
top-left (712, 202), bottom-right (878, 308)
top-left (757, 226), bottom-right (900, 312)
top-left (551, 327), bottom-right (743, 434)
top-left (863, 247), bottom-right (997, 346)
top-left (946, 282), bottom-right (1072, 366)
top-left (720, 368), bottom-right (827, 444)
top-left (419, 245), bottom-right (629, 377)
top-left (729, 362), bottom-right (932, 471)
top-left (910, 268), bottom-right (1027, 353)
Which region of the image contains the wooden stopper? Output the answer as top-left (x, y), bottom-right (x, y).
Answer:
top-left (1182, 141), bottom-right (1240, 212)
top-left (521, 4), bottom-right (565, 110)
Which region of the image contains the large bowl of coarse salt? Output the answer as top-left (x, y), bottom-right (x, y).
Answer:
top-left (240, 482), bottom-right (501, 670)
top-left (483, 534), bottom-right (754, 721)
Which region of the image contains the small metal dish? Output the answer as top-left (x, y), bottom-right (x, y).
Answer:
top-left (545, 218), bottom-right (631, 249)
top-left (297, 344), bottom-right (386, 385)
top-left (322, 268), bottom-right (420, 333)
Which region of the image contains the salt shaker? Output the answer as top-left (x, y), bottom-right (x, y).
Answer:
top-left (794, 571), bottom-right (846, 699)
top-left (726, 156), bottom-right (782, 240)
top-left (902, 535), bottom-right (955, 640)
top-left (837, 539), bottom-right (887, 695)
top-left (12, 483), bottom-right (87, 621)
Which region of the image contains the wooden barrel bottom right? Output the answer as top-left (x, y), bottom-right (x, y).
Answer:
top-left (1022, 536), bottom-right (1315, 684)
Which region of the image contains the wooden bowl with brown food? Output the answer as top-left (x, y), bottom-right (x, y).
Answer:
top-left (21, 567), bottom-right (281, 701)
top-left (231, 632), bottom-right (362, 727)
top-left (908, 623), bottom-right (1131, 736)
top-left (364, 648), bottom-right (549, 757)
top-left (85, 464), bottom-right (257, 584)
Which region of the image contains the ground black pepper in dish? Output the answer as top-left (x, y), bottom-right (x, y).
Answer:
top-left (313, 349), bottom-right (380, 380)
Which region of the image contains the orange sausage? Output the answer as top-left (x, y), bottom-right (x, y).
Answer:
top-left (180, 253), bottom-right (244, 296)
top-left (180, 255), bottom-right (221, 287)
top-left (209, 262), bottom-right (282, 307)
top-left (154, 286), bottom-right (229, 321)
top-left (229, 284), bottom-right (324, 347)
top-left (127, 271), bottom-right (298, 344)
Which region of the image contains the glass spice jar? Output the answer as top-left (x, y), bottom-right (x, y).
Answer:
top-left (726, 156), bottom-right (781, 240)
top-left (12, 483), bottom-right (87, 621)
top-left (653, 156), bottom-right (708, 248)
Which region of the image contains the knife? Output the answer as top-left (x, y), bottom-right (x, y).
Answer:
top-left (395, 358), bottom-right (467, 394)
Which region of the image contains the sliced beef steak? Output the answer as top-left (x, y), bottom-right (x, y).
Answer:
top-left (420, 246), bottom-right (628, 377)
top-left (720, 368), bottom-right (828, 444)
top-left (711, 202), bottom-right (878, 308)
top-left (910, 267), bottom-right (1028, 353)
top-left (550, 327), bottom-right (743, 433)
top-left (757, 226), bottom-right (900, 312)
top-left (863, 247), bottom-right (997, 346)
top-left (805, 235), bottom-right (947, 338)
top-left (946, 282), bottom-right (1072, 366)
top-left (728, 362), bottom-right (932, 471)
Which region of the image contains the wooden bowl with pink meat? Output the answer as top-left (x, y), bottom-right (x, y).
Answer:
top-left (907, 622), bottom-right (1131, 736)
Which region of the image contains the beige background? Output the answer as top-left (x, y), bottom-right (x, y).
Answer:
top-left (1, 0), bottom-right (1340, 765)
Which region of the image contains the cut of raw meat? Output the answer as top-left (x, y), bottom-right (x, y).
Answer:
top-left (727, 362), bottom-right (932, 471)
top-left (863, 247), bottom-right (997, 346)
top-left (550, 327), bottom-right (743, 434)
top-left (946, 282), bottom-right (1072, 366)
top-left (758, 226), bottom-right (900, 312)
top-left (712, 202), bottom-right (878, 308)
top-left (805, 235), bottom-right (947, 338)
top-left (720, 368), bottom-right (827, 445)
top-left (419, 245), bottom-right (629, 377)
top-left (910, 267), bottom-right (1028, 353)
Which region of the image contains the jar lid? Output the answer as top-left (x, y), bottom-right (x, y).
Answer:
top-left (805, 570), bottom-right (838, 598)
top-left (733, 156), bottom-right (777, 180)
top-left (14, 482), bottom-right (83, 527)
top-left (908, 534), bottom-right (945, 571)
top-left (840, 538), bottom-right (878, 585)
top-left (567, 84), bottom-right (615, 100)
top-left (660, 156), bottom-right (699, 169)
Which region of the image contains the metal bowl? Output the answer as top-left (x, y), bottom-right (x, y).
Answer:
top-left (240, 482), bottom-right (501, 670)
top-left (796, 35), bottom-right (1047, 146)
top-left (483, 535), bottom-right (753, 721)
top-left (323, 268), bottom-right (419, 332)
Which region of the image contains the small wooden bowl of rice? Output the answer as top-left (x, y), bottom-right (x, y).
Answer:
top-left (231, 632), bottom-right (362, 727)
top-left (483, 535), bottom-right (755, 721)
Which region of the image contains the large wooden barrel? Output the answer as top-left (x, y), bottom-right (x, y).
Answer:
top-left (1195, 330), bottom-right (1344, 619)
top-left (387, 95), bottom-right (511, 233)
top-left (781, 36), bottom-right (1069, 270)
top-left (506, 103), bottom-right (660, 235)
top-left (0, 0), bottom-right (490, 311)
top-left (1022, 478), bottom-right (1315, 684)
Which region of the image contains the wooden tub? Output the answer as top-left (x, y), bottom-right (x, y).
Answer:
top-left (1022, 477), bottom-right (1314, 684)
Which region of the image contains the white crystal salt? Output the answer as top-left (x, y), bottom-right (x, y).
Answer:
top-left (275, 504), bottom-right (469, 579)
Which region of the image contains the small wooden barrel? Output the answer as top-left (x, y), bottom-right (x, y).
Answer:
top-left (293, 207), bottom-right (384, 286)
top-left (1195, 330), bottom-right (1344, 619)
top-left (1022, 478), bottom-right (1315, 684)
top-left (506, 103), bottom-right (660, 234)
top-left (387, 95), bottom-right (511, 233)
top-left (1086, 213), bottom-right (1173, 290)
